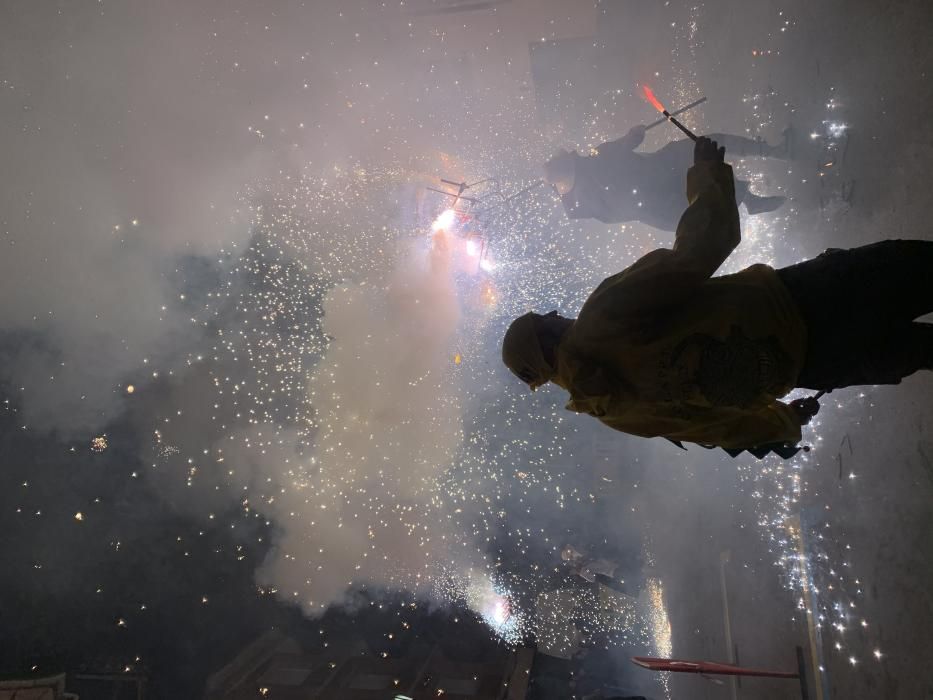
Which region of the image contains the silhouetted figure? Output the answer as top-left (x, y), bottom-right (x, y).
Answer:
top-left (505, 137), bottom-right (933, 453)
top-left (545, 125), bottom-right (786, 231)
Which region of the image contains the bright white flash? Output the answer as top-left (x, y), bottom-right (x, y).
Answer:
top-left (491, 597), bottom-right (510, 625)
top-left (432, 208), bottom-right (457, 232)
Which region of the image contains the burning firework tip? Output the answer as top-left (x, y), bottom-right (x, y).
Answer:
top-left (641, 84), bottom-right (699, 141)
top-left (641, 85), bottom-right (666, 113)
top-left (432, 208), bottom-right (457, 233)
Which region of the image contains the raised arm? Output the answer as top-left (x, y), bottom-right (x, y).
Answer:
top-left (578, 138), bottom-right (742, 315)
top-left (670, 137), bottom-right (741, 281)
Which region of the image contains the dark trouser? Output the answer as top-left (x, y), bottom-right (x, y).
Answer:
top-left (776, 240), bottom-right (933, 390)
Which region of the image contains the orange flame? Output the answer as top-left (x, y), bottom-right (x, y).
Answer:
top-left (642, 85), bottom-right (666, 114)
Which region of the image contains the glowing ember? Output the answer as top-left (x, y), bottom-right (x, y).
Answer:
top-left (90, 436), bottom-right (108, 452)
top-left (479, 281), bottom-right (497, 306)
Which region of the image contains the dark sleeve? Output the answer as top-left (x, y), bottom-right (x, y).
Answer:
top-left (670, 160), bottom-right (741, 280)
top-left (581, 160), bottom-right (742, 314)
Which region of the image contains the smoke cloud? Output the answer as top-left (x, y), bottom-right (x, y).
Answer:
top-left (256, 232), bottom-right (465, 609)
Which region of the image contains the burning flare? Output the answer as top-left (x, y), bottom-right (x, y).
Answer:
top-left (640, 84), bottom-right (698, 141)
top-left (642, 84), bottom-right (666, 114)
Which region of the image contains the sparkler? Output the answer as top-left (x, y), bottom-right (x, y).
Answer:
top-left (641, 85), bottom-right (698, 141)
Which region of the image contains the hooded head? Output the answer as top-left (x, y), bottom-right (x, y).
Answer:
top-left (501, 311), bottom-right (571, 391)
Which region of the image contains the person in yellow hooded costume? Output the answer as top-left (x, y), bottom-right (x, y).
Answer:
top-left (503, 136), bottom-right (933, 453)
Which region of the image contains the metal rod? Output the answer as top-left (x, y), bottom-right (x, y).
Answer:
top-left (796, 645), bottom-right (811, 700)
top-left (646, 96), bottom-right (707, 130)
top-left (503, 179), bottom-right (546, 203)
top-left (425, 186), bottom-right (479, 204)
top-left (664, 111), bottom-right (698, 141)
top-left (719, 551), bottom-right (738, 700)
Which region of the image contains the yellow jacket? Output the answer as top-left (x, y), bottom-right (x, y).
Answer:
top-left (553, 160), bottom-right (808, 449)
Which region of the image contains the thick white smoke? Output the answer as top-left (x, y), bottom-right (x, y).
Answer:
top-left (0, 0), bottom-right (601, 620)
top-left (255, 231), bottom-right (466, 609)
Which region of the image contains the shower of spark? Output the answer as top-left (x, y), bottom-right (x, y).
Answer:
top-left (133, 127), bottom-right (650, 654)
top-left (643, 577), bottom-right (673, 698)
top-left (128, 11), bottom-right (874, 678)
top-left (2, 6), bottom-right (906, 698)
top-left (733, 45), bottom-right (878, 686)
top-left (52, 8), bottom-right (877, 688)
top-left (462, 573), bottom-right (525, 644)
